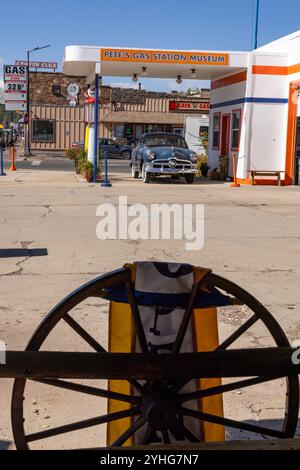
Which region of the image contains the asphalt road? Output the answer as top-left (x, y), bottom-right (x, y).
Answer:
top-left (2, 154), bottom-right (131, 174)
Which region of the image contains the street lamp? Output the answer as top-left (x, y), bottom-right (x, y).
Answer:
top-left (24, 44), bottom-right (51, 157)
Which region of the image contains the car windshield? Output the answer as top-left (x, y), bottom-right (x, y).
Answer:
top-left (144, 134), bottom-right (187, 148)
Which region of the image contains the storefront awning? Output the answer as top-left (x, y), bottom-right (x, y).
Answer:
top-left (102, 110), bottom-right (190, 125)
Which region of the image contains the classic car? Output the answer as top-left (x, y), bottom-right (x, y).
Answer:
top-left (131, 132), bottom-right (197, 183)
top-left (99, 138), bottom-right (132, 159)
top-left (71, 138), bottom-right (132, 159)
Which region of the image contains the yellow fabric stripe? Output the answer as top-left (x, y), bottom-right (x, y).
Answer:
top-left (107, 264), bottom-right (136, 446)
top-left (193, 266), bottom-right (225, 442)
top-left (192, 308), bottom-right (225, 442)
top-left (107, 301), bottom-right (135, 446)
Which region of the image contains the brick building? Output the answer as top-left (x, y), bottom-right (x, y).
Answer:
top-left (29, 72), bottom-right (210, 150)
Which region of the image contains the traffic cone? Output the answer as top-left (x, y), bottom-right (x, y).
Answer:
top-left (10, 144), bottom-right (17, 171)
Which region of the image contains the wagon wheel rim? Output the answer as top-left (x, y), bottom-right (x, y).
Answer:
top-left (11, 269), bottom-right (299, 449)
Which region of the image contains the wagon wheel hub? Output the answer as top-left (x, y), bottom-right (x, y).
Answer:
top-left (141, 388), bottom-right (178, 431)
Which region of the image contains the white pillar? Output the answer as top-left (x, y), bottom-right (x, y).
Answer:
top-left (237, 52), bottom-right (254, 180)
top-left (88, 125), bottom-right (95, 162)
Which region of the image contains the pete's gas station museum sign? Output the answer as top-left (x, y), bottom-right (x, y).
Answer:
top-left (101, 48), bottom-right (229, 66)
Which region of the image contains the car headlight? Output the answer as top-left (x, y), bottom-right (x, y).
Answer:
top-left (146, 150), bottom-right (156, 160)
top-left (189, 151), bottom-right (197, 162)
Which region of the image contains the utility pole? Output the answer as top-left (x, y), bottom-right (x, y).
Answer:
top-left (252, 0), bottom-right (260, 50)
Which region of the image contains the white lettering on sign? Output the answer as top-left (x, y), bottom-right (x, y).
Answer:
top-left (15, 60), bottom-right (58, 69)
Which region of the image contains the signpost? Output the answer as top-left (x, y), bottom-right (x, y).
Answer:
top-left (3, 65), bottom-right (27, 111)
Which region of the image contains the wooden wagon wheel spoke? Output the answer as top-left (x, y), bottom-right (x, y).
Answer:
top-left (124, 280), bottom-right (149, 353)
top-left (63, 313), bottom-right (106, 353)
top-left (141, 424), bottom-right (153, 444)
top-left (64, 312), bottom-right (144, 395)
top-left (162, 430), bottom-right (170, 444)
top-left (111, 415), bottom-right (147, 447)
top-left (217, 314), bottom-right (259, 351)
top-left (170, 418), bottom-right (200, 443)
top-left (170, 379), bottom-right (192, 394)
top-left (178, 375), bottom-right (281, 403)
top-left (180, 407), bottom-right (283, 439)
top-left (31, 378), bottom-right (141, 404)
top-left (26, 406), bottom-right (141, 443)
top-left (172, 281), bottom-right (202, 354)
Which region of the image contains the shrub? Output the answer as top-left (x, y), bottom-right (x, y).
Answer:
top-left (65, 147), bottom-right (87, 175)
top-left (82, 160), bottom-right (101, 182)
top-left (197, 154), bottom-right (209, 177)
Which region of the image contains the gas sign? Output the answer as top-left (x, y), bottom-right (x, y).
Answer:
top-left (4, 65), bottom-right (27, 111)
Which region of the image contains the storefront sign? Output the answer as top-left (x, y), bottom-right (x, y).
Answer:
top-left (15, 60), bottom-right (58, 69)
top-left (101, 48), bottom-right (229, 66)
top-left (3, 65), bottom-right (27, 111)
top-left (169, 101), bottom-right (210, 112)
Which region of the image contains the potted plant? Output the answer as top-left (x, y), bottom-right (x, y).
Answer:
top-left (82, 160), bottom-right (94, 182)
top-left (65, 147), bottom-right (87, 174)
top-left (197, 154), bottom-right (209, 177)
top-left (197, 131), bottom-right (210, 177)
top-left (219, 155), bottom-right (229, 180)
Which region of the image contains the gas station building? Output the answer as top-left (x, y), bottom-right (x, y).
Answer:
top-left (63, 30), bottom-right (300, 185)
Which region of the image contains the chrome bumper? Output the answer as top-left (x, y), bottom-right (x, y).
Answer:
top-left (144, 162), bottom-right (197, 175)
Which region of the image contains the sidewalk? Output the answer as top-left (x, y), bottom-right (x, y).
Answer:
top-left (0, 168), bottom-right (78, 185)
top-left (2, 147), bottom-right (66, 161)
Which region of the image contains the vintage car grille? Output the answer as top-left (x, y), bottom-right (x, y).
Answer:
top-left (152, 159), bottom-right (192, 170)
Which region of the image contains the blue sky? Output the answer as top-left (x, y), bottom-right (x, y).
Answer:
top-left (1, 0), bottom-right (300, 92)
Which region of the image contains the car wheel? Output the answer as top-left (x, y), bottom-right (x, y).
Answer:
top-left (121, 151), bottom-right (131, 160)
top-left (185, 174), bottom-right (195, 184)
top-left (142, 164), bottom-right (150, 184)
top-left (131, 164), bottom-right (139, 179)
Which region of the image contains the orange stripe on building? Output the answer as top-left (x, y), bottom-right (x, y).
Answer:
top-left (252, 63), bottom-right (300, 76)
top-left (288, 63), bottom-right (300, 75)
top-left (211, 71), bottom-right (247, 90)
top-left (252, 65), bottom-right (288, 75)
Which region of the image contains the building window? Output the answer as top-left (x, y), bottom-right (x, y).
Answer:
top-left (212, 113), bottom-right (220, 149)
top-left (173, 127), bottom-right (184, 136)
top-left (32, 119), bottom-right (55, 143)
top-left (145, 124), bottom-right (154, 133)
top-left (124, 124), bottom-right (133, 139)
top-left (200, 126), bottom-right (209, 136)
top-left (115, 124), bottom-right (124, 138)
top-left (232, 109), bottom-right (241, 149)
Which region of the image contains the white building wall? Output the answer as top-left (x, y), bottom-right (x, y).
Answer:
top-left (247, 68), bottom-right (289, 174)
top-left (249, 103), bottom-right (288, 171)
top-left (209, 81), bottom-right (246, 175)
top-left (209, 41), bottom-right (300, 181)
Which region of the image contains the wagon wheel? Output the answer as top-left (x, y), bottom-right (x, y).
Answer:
top-left (12, 268), bottom-right (299, 449)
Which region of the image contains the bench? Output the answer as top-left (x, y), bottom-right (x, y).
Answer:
top-left (251, 170), bottom-right (284, 186)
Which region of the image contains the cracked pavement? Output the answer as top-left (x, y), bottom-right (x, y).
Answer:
top-left (0, 168), bottom-right (300, 448)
